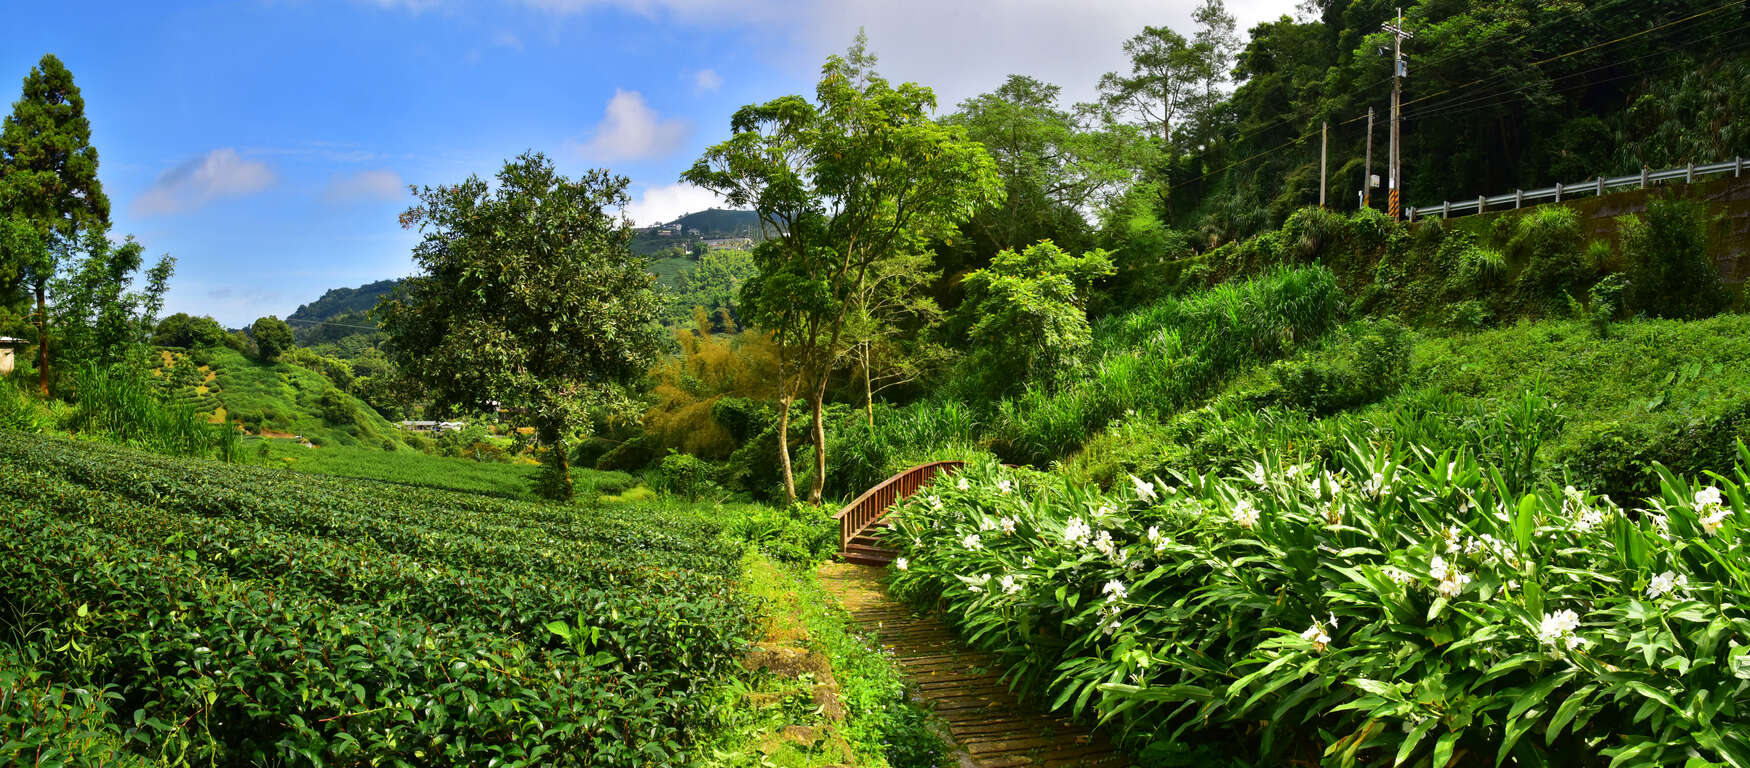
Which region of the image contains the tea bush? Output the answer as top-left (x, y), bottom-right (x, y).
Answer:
top-left (0, 432), bottom-right (753, 766)
top-left (883, 445), bottom-right (1750, 765)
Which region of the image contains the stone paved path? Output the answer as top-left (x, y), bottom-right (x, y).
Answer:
top-left (818, 562), bottom-right (1133, 768)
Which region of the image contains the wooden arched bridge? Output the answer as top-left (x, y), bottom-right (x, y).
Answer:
top-left (826, 461), bottom-right (1132, 767)
top-left (834, 460), bottom-right (964, 565)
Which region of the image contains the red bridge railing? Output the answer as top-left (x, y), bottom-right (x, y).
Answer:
top-left (833, 461), bottom-right (965, 553)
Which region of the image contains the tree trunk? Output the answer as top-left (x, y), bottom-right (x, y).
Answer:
top-left (863, 344), bottom-right (875, 430)
top-left (536, 421), bottom-right (574, 502)
top-left (35, 280), bottom-right (48, 396)
top-left (776, 393), bottom-right (796, 505)
top-left (809, 371), bottom-right (828, 505)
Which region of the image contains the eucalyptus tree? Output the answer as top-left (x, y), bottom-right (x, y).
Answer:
top-left (684, 35), bottom-right (1002, 504)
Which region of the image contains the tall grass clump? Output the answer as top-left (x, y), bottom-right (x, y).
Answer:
top-left (992, 266), bottom-right (1343, 464)
top-left (821, 399), bottom-right (991, 499)
top-left (67, 365), bottom-right (231, 460)
top-left (0, 378), bottom-right (46, 433)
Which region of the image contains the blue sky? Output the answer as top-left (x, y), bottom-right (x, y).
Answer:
top-left (5, 0), bottom-right (1295, 327)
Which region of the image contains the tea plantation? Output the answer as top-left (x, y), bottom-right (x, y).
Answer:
top-left (0, 432), bottom-right (752, 766)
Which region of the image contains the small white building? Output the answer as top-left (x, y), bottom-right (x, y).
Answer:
top-left (399, 420), bottom-right (466, 434)
top-left (0, 337), bottom-right (27, 377)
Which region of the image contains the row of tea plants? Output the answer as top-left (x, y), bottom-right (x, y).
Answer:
top-left (883, 438), bottom-right (1750, 766)
top-left (0, 432), bottom-right (753, 766)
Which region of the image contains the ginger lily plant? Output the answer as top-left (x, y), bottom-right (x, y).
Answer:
top-left (883, 440), bottom-right (1750, 766)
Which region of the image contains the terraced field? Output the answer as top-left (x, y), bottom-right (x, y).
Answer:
top-left (0, 433), bottom-right (752, 766)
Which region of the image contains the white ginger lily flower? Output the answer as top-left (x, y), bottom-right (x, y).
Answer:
top-left (1093, 530), bottom-right (1117, 557)
top-left (1131, 475), bottom-right (1157, 502)
top-left (964, 573), bottom-right (992, 593)
top-left (1537, 609), bottom-right (1586, 650)
top-left (1646, 570), bottom-right (1689, 600)
top-left (1244, 462), bottom-right (1268, 487)
top-left (999, 574), bottom-right (1023, 595)
top-left (1232, 498), bottom-right (1260, 529)
top-left (961, 533), bottom-right (983, 551)
top-left (1300, 622), bottom-right (1332, 652)
top-left (1064, 517), bottom-right (1092, 547)
top-left (1102, 579), bottom-right (1127, 602)
top-left (999, 516), bottom-right (1018, 535)
top-left (1382, 566), bottom-right (1414, 585)
top-left (1437, 569), bottom-right (1472, 599)
top-left (1429, 556), bottom-right (1449, 581)
top-left (1146, 525), bottom-right (1169, 553)
top-left (996, 478), bottom-right (1013, 495)
top-left (956, 476), bottom-right (970, 491)
top-left (894, 557), bottom-right (909, 571)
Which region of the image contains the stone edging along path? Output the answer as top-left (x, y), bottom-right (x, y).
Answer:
top-left (817, 562), bottom-right (1133, 768)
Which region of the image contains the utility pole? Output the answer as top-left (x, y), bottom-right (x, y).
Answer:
top-left (1382, 8), bottom-right (1413, 219)
top-left (1320, 121), bottom-right (1328, 207)
top-left (1363, 107), bottom-right (1374, 209)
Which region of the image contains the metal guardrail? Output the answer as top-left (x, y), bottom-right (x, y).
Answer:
top-left (1406, 157), bottom-right (1746, 221)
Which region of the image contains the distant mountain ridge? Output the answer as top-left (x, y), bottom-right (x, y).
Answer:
top-left (635, 208), bottom-right (761, 237)
top-left (287, 279), bottom-right (404, 328)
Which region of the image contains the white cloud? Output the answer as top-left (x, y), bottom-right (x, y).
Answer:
top-left (693, 68), bottom-right (722, 93)
top-left (492, 30), bottom-right (524, 51)
top-left (134, 148), bottom-right (275, 216)
top-left (508, 0), bottom-right (1296, 109)
top-left (784, 0), bottom-right (1300, 108)
top-left (323, 169), bottom-right (406, 203)
top-left (577, 89), bottom-right (691, 162)
top-left (621, 183), bottom-right (727, 228)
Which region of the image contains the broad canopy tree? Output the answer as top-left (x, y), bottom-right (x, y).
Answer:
top-left (683, 35), bottom-right (1002, 505)
top-left (0, 54), bottom-right (111, 394)
top-left (379, 152), bottom-right (664, 501)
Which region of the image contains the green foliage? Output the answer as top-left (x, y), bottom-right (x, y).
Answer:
top-left (1621, 195), bottom-right (1726, 320)
top-left (991, 266), bottom-right (1343, 464)
top-left (1251, 319), bottom-right (1411, 416)
top-left (655, 451), bottom-right (723, 501)
top-left (723, 506), bottom-right (836, 565)
top-left (821, 399), bottom-right (991, 502)
top-left (65, 364), bottom-right (232, 460)
top-left (956, 240), bottom-right (1114, 399)
top-left (0, 432), bottom-right (752, 765)
top-left (250, 314), bottom-right (294, 361)
top-left (1507, 206), bottom-right (1593, 312)
top-left (685, 33), bottom-right (1003, 504)
top-left (380, 151), bottom-right (664, 501)
top-left (885, 446), bottom-right (1750, 765)
top-left (665, 249), bottom-right (757, 330)
top-left (0, 375), bottom-right (46, 432)
top-left (152, 312), bottom-right (228, 349)
top-left (706, 555), bottom-right (947, 767)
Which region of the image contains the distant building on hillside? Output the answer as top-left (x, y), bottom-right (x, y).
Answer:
top-left (702, 237), bottom-right (753, 251)
top-left (0, 337), bottom-right (26, 376)
top-left (399, 420), bottom-right (465, 434)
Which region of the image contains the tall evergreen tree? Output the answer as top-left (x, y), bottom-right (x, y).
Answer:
top-left (0, 54), bottom-right (110, 394)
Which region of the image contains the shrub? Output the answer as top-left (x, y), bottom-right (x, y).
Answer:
top-left (1255, 319), bottom-right (1411, 416)
top-left (1508, 206), bottom-right (1593, 311)
top-left (654, 451), bottom-right (722, 500)
top-left (1621, 195), bottom-right (1725, 319)
top-left (250, 316), bottom-right (294, 361)
top-left (955, 240), bottom-right (1115, 400)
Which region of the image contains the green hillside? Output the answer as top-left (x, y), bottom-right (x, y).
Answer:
top-left (149, 346), bottom-right (406, 449)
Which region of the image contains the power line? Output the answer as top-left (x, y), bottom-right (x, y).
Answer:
top-left (1402, 22), bottom-right (1750, 125)
top-left (282, 317), bottom-right (381, 331)
top-left (1166, 0), bottom-right (1747, 193)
